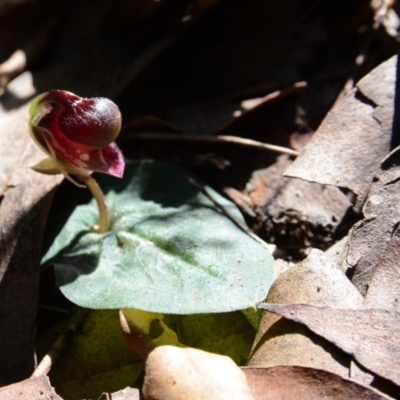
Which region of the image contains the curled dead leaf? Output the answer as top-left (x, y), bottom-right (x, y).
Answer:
top-left (343, 151), bottom-right (400, 295)
top-left (260, 303), bottom-right (400, 387)
top-left (249, 249), bottom-right (363, 377)
top-left (285, 56), bottom-right (398, 209)
top-left (365, 225), bottom-right (400, 310)
top-left (242, 365), bottom-right (392, 400)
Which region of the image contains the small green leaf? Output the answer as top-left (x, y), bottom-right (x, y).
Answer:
top-left (31, 158), bottom-right (61, 175)
top-left (43, 160), bottom-right (274, 313)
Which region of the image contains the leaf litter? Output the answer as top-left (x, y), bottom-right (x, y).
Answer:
top-left (285, 55), bottom-right (399, 209)
top-left (2, 0), bottom-right (400, 399)
top-left (259, 303), bottom-right (400, 387)
top-left (251, 55), bottom-right (400, 399)
top-left (243, 365), bottom-right (392, 400)
top-left (249, 249), bottom-right (364, 376)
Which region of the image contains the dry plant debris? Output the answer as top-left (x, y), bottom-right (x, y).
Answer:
top-left (249, 249), bottom-right (364, 376)
top-left (259, 303), bottom-right (400, 387)
top-left (0, 104), bottom-right (62, 384)
top-left (249, 54), bottom-right (400, 399)
top-left (285, 55), bottom-right (397, 209)
top-left (243, 365), bottom-right (393, 400)
top-left (246, 155), bottom-right (351, 253)
top-left (98, 387), bottom-right (140, 400)
top-left (0, 375), bottom-right (62, 400)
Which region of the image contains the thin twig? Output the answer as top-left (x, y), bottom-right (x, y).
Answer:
top-left (32, 309), bottom-right (88, 377)
top-left (124, 132), bottom-right (300, 157)
top-left (240, 81), bottom-right (307, 110)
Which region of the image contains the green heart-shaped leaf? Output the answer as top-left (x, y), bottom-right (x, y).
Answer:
top-left (43, 160), bottom-right (274, 313)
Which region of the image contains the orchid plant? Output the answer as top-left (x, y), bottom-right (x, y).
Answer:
top-left (29, 90), bottom-right (125, 233)
top-left (29, 90), bottom-right (274, 315)
top-left (28, 90), bottom-right (277, 400)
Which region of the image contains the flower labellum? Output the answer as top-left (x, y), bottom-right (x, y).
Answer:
top-left (29, 90), bottom-right (125, 182)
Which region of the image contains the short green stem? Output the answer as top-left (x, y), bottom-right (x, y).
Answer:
top-left (84, 176), bottom-right (110, 233)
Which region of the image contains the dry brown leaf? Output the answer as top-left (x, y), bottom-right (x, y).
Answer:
top-left (142, 346), bottom-right (254, 400)
top-left (0, 375), bottom-right (62, 400)
top-left (316, 234), bottom-right (362, 387)
top-left (0, 106), bottom-right (33, 194)
top-left (343, 159), bottom-right (400, 295)
top-left (0, 105), bottom-right (62, 384)
top-left (350, 360), bottom-right (375, 387)
top-left (242, 365), bottom-right (392, 400)
top-left (283, 55), bottom-right (400, 295)
top-left (260, 303), bottom-right (400, 387)
top-left (249, 249), bottom-right (363, 376)
top-left (324, 235), bottom-right (350, 273)
top-left (98, 387), bottom-right (140, 400)
top-left (285, 56), bottom-right (397, 209)
top-left (364, 224), bottom-right (400, 309)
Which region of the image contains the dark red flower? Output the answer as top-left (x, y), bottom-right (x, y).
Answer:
top-left (29, 90), bottom-right (125, 179)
